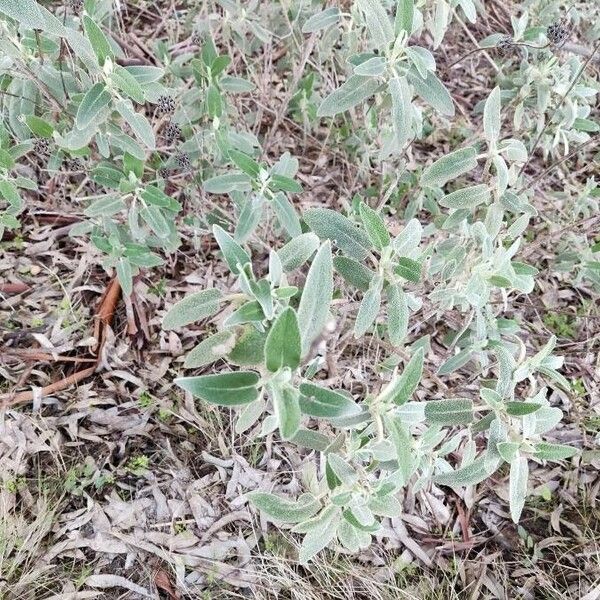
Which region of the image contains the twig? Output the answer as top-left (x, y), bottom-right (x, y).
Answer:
top-left (0, 278), bottom-right (121, 408)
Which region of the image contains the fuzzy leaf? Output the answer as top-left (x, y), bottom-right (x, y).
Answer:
top-left (162, 288), bottom-right (222, 330)
top-left (299, 383), bottom-right (361, 418)
top-left (439, 184), bottom-right (490, 209)
top-left (265, 308), bottom-right (301, 372)
top-left (297, 241), bottom-right (333, 355)
top-left (421, 146), bottom-right (478, 188)
top-left (175, 371), bottom-right (260, 406)
top-left (317, 75), bottom-right (381, 117)
top-left (304, 208), bottom-right (372, 260)
top-left (248, 491), bottom-right (320, 523)
top-left (424, 398), bottom-right (473, 425)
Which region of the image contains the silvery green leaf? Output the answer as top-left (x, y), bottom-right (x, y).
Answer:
top-left (354, 57), bottom-right (387, 77)
top-left (272, 192), bottom-right (302, 238)
top-left (338, 520), bottom-right (371, 552)
top-left (204, 173), bottom-right (252, 193)
top-left (83, 195), bottom-right (125, 218)
top-left (76, 83), bottom-right (111, 130)
top-left (277, 232), bottom-right (319, 272)
top-left (433, 456), bottom-right (490, 487)
top-left (220, 76), bottom-right (255, 93)
top-left (393, 218), bottom-right (422, 256)
top-left (509, 456), bottom-right (528, 523)
top-left (140, 205), bottom-right (169, 238)
top-left (378, 347), bottom-right (424, 405)
top-left (389, 76), bottom-right (412, 150)
top-left (115, 99), bottom-right (155, 149)
top-left (297, 241), bottom-right (333, 355)
top-left (497, 441), bottom-right (520, 463)
top-left (125, 65), bottom-right (164, 85)
top-left (357, 0), bottom-right (394, 47)
top-left (439, 184), bottom-right (490, 209)
top-left (534, 407), bottom-right (563, 435)
top-left (291, 429), bottom-right (331, 451)
top-left (116, 259), bottom-right (133, 296)
top-left (538, 367), bottom-right (571, 392)
top-left (405, 46), bottom-right (435, 78)
top-left (480, 387), bottom-right (503, 410)
top-left (495, 345), bottom-right (516, 399)
top-left (175, 371), bottom-right (260, 406)
top-left (532, 443), bottom-right (576, 461)
top-left (213, 225), bottom-right (251, 274)
top-left (483, 86), bottom-right (501, 143)
top-left (248, 491), bottom-right (320, 523)
top-left (265, 307), bottom-right (301, 372)
top-left (302, 7), bottom-right (341, 33)
top-left (407, 68), bottom-right (454, 117)
top-left (394, 256), bottom-right (421, 282)
top-left (333, 256), bottom-right (375, 291)
top-left (303, 207), bottom-right (372, 260)
top-left (271, 383), bottom-right (301, 440)
top-left (421, 146), bottom-right (478, 188)
top-left (499, 139), bottom-right (528, 162)
top-left (396, 401), bottom-right (425, 424)
top-left (184, 330), bottom-right (237, 368)
top-left (83, 15), bottom-right (113, 66)
top-left (424, 398), bottom-right (473, 425)
top-left (235, 396), bottom-right (266, 434)
top-left (234, 195), bottom-right (264, 243)
top-left (317, 75), bottom-right (381, 117)
top-left (395, 0), bottom-right (414, 35)
top-left (162, 288), bottom-right (222, 330)
top-left (299, 383), bottom-right (361, 418)
top-left (387, 283), bottom-right (409, 346)
top-left (459, 0), bottom-right (477, 22)
top-left (505, 402), bottom-right (541, 417)
top-left (506, 214), bottom-right (530, 239)
top-left (354, 275), bottom-right (382, 337)
top-left (385, 414), bottom-right (417, 483)
top-left (298, 506), bottom-right (340, 563)
top-left (368, 494), bottom-right (401, 517)
top-left (328, 454), bottom-right (359, 487)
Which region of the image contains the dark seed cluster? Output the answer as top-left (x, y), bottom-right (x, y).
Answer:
top-left (68, 0), bottom-right (84, 13)
top-left (175, 153), bottom-right (191, 170)
top-left (547, 21), bottom-right (569, 47)
top-left (191, 32), bottom-right (201, 45)
top-left (66, 157), bottom-right (84, 171)
top-left (496, 35), bottom-right (517, 57)
top-left (157, 95), bottom-right (176, 115)
top-left (163, 121), bottom-right (181, 144)
top-left (33, 138), bottom-right (51, 156)
top-left (159, 167), bottom-right (170, 179)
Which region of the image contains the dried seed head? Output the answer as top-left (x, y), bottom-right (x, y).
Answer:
top-left (163, 121), bottom-right (182, 144)
top-left (191, 32), bottom-right (201, 45)
top-left (159, 167), bottom-right (170, 179)
top-left (496, 35), bottom-right (517, 57)
top-left (547, 21), bottom-right (569, 47)
top-left (157, 95), bottom-right (176, 115)
top-left (66, 157), bottom-right (84, 171)
top-left (68, 0), bottom-right (84, 13)
top-left (33, 138), bottom-right (51, 156)
top-left (175, 153), bottom-right (191, 170)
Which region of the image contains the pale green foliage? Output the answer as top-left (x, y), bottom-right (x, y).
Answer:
top-left (2, 0), bottom-right (593, 565)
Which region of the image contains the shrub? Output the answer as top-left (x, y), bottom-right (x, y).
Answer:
top-left (1, 0), bottom-right (597, 564)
